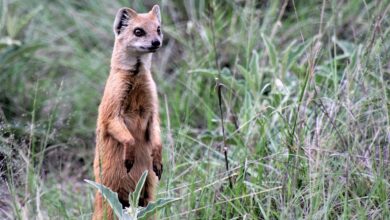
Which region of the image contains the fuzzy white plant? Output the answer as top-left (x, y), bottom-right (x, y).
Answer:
top-left (85, 171), bottom-right (178, 220)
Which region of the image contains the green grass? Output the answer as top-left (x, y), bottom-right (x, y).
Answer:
top-left (1, 0), bottom-right (389, 219)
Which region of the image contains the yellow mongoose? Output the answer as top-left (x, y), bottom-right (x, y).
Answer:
top-left (92, 5), bottom-right (163, 220)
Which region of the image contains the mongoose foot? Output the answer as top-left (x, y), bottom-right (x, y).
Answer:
top-left (123, 143), bottom-right (135, 172)
top-left (124, 159), bottom-right (134, 172)
top-left (153, 162), bottom-right (163, 180)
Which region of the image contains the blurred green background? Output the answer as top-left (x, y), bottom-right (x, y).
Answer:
top-left (0, 0), bottom-right (389, 219)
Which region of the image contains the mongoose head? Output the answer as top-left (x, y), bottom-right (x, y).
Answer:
top-left (113, 5), bottom-right (163, 54)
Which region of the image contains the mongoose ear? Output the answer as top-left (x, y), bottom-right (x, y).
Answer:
top-left (150, 5), bottom-right (161, 23)
top-left (113, 7), bottom-right (137, 37)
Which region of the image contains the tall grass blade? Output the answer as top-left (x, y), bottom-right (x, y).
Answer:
top-left (132, 170), bottom-right (148, 208)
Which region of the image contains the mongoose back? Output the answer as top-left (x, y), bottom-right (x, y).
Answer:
top-left (93, 5), bottom-right (163, 220)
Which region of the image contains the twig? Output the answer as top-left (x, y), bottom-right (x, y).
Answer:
top-left (312, 95), bottom-right (348, 151)
top-left (271, 0), bottom-right (288, 38)
top-left (217, 83), bottom-right (232, 189)
top-left (209, 1), bottom-right (233, 189)
top-left (164, 94), bottom-right (175, 168)
top-left (318, 0), bottom-right (326, 37)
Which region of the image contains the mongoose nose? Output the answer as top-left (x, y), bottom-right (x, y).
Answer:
top-left (151, 40), bottom-right (161, 47)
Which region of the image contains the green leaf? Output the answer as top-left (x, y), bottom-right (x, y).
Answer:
top-left (0, 0), bottom-right (7, 32)
top-left (0, 43), bottom-right (43, 69)
top-left (249, 51), bottom-right (259, 77)
top-left (249, 51), bottom-right (261, 91)
top-left (237, 64), bottom-right (249, 79)
top-left (84, 179), bottom-right (123, 219)
top-left (237, 64), bottom-right (252, 92)
top-left (284, 38), bottom-right (314, 72)
top-left (7, 5), bottom-right (43, 38)
top-left (221, 67), bottom-right (230, 76)
top-left (334, 38), bottom-right (356, 56)
top-left (261, 33), bottom-right (278, 69)
top-left (348, 44), bottom-right (362, 71)
top-left (132, 170), bottom-right (148, 208)
top-left (188, 68), bottom-right (218, 76)
top-left (137, 198), bottom-right (180, 219)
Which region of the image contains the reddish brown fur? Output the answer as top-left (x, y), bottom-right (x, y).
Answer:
top-left (92, 5), bottom-right (163, 220)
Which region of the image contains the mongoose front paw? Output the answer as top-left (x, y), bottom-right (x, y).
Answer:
top-left (123, 137), bottom-right (135, 147)
top-left (153, 162), bottom-right (163, 180)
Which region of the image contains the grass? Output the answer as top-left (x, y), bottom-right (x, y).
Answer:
top-left (0, 0), bottom-right (389, 219)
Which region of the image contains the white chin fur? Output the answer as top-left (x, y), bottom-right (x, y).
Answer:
top-left (126, 46), bottom-right (150, 54)
top-left (127, 42), bottom-right (154, 53)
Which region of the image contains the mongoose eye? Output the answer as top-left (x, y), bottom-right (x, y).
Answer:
top-left (157, 26), bottom-right (161, 35)
top-left (134, 28), bottom-right (146, 37)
